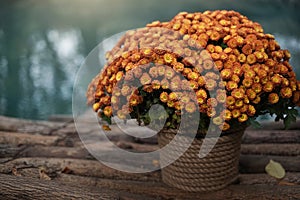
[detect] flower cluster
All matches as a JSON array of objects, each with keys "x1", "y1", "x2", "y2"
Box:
[{"x1": 87, "y1": 10, "x2": 300, "y2": 134}]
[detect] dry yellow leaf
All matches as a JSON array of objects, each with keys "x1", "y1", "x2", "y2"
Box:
[
  {"x1": 278, "y1": 180, "x2": 298, "y2": 186},
  {"x1": 102, "y1": 125, "x2": 111, "y2": 131},
  {"x1": 265, "y1": 159, "x2": 286, "y2": 179},
  {"x1": 39, "y1": 167, "x2": 51, "y2": 180},
  {"x1": 12, "y1": 167, "x2": 21, "y2": 177},
  {"x1": 152, "y1": 159, "x2": 160, "y2": 167}
]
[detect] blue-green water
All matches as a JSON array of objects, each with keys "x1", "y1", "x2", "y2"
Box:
[{"x1": 0, "y1": 0, "x2": 300, "y2": 120}]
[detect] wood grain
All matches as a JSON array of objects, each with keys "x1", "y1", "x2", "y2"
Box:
[{"x1": 0, "y1": 115, "x2": 299, "y2": 199}]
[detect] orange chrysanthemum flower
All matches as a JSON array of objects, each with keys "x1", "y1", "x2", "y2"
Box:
[
  {"x1": 188, "y1": 72, "x2": 199, "y2": 81},
  {"x1": 207, "y1": 98, "x2": 218, "y2": 107},
  {"x1": 93, "y1": 102, "x2": 100, "y2": 112},
  {"x1": 226, "y1": 96, "x2": 236, "y2": 106},
  {"x1": 247, "y1": 105, "x2": 256, "y2": 116},
  {"x1": 220, "y1": 69, "x2": 233, "y2": 80},
  {"x1": 164, "y1": 53, "x2": 174, "y2": 64},
  {"x1": 238, "y1": 113, "x2": 248, "y2": 123},
  {"x1": 161, "y1": 79, "x2": 169, "y2": 89},
  {"x1": 173, "y1": 62, "x2": 185, "y2": 72},
  {"x1": 207, "y1": 107, "x2": 216, "y2": 117},
  {"x1": 152, "y1": 80, "x2": 161, "y2": 90},
  {"x1": 246, "y1": 89, "x2": 257, "y2": 100},
  {"x1": 157, "y1": 65, "x2": 166, "y2": 76},
  {"x1": 252, "y1": 83, "x2": 262, "y2": 94},
  {"x1": 88, "y1": 10, "x2": 300, "y2": 134},
  {"x1": 226, "y1": 81, "x2": 238, "y2": 91},
  {"x1": 196, "y1": 89, "x2": 208, "y2": 99},
  {"x1": 280, "y1": 87, "x2": 293, "y2": 98},
  {"x1": 268, "y1": 93, "x2": 279, "y2": 104},
  {"x1": 263, "y1": 81, "x2": 274, "y2": 93},
  {"x1": 242, "y1": 78, "x2": 253, "y2": 88},
  {"x1": 205, "y1": 79, "x2": 217, "y2": 91},
  {"x1": 117, "y1": 110, "x2": 126, "y2": 120},
  {"x1": 160, "y1": 92, "x2": 169, "y2": 103},
  {"x1": 232, "y1": 109, "x2": 241, "y2": 118},
  {"x1": 216, "y1": 90, "x2": 227, "y2": 103},
  {"x1": 227, "y1": 38, "x2": 238, "y2": 48},
  {"x1": 149, "y1": 67, "x2": 159, "y2": 78},
  {"x1": 116, "y1": 71, "x2": 124, "y2": 81},
  {"x1": 140, "y1": 73, "x2": 152, "y2": 85},
  {"x1": 185, "y1": 102, "x2": 197, "y2": 113},
  {"x1": 203, "y1": 59, "x2": 214, "y2": 70},
  {"x1": 242, "y1": 44, "x2": 253, "y2": 55},
  {"x1": 220, "y1": 122, "x2": 230, "y2": 131},
  {"x1": 129, "y1": 94, "x2": 142, "y2": 106},
  {"x1": 103, "y1": 106, "x2": 113, "y2": 117},
  {"x1": 231, "y1": 88, "x2": 245, "y2": 99},
  {"x1": 238, "y1": 54, "x2": 247, "y2": 63},
  {"x1": 213, "y1": 116, "x2": 223, "y2": 125}
]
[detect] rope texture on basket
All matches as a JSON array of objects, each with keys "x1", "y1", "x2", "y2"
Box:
[{"x1": 158, "y1": 127, "x2": 245, "y2": 192}]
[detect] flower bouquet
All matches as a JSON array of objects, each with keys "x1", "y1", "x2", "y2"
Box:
[{"x1": 87, "y1": 10, "x2": 300, "y2": 191}]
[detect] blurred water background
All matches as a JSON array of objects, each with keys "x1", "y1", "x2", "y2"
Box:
[{"x1": 0, "y1": 0, "x2": 300, "y2": 120}]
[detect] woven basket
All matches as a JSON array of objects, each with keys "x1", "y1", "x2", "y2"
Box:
[{"x1": 158, "y1": 127, "x2": 245, "y2": 192}]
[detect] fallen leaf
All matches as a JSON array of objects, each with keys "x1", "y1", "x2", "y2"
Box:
[
  {"x1": 278, "y1": 180, "x2": 298, "y2": 186},
  {"x1": 116, "y1": 141, "x2": 132, "y2": 149},
  {"x1": 39, "y1": 167, "x2": 51, "y2": 180},
  {"x1": 152, "y1": 159, "x2": 160, "y2": 167},
  {"x1": 265, "y1": 159, "x2": 286, "y2": 179},
  {"x1": 12, "y1": 167, "x2": 21, "y2": 177},
  {"x1": 61, "y1": 166, "x2": 73, "y2": 174},
  {"x1": 102, "y1": 125, "x2": 111, "y2": 131}
]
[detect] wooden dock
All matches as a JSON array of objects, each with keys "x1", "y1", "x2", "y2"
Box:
[{"x1": 0, "y1": 115, "x2": 299, "y2": 199}]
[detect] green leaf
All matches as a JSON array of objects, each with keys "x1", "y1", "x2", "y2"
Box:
[
  {"x1": 290, "y1": 109, "x2": 299, "y2": 116},
  {"x1": 265, "y1": 160, "x2": 286, "y2": 179},
  {"x1": 102, "y1": 115, "x2": 112, "y2": 125},
  {"x1": 220, "y1": 42, "x2": 228, "y2": 49},
  {"x1": 248, "y1": 118, "x2": 261, "y2": 129},
  {"x1": 153, "y1": 98, "x2": 159, "y2": 104},
  {"x1": 283, "y1": 108, "x2": 298, "y2": 129}
]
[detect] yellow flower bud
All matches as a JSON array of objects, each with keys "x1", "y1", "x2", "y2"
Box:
[{"x1": 93, "y1": 102, "x2": 100, "y2": 112}]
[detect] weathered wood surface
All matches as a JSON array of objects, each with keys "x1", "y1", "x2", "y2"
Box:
[
  {"x1": 0, "y1": 115, "x2": 299, "y2": 199},
  {"x1": 1, "y1": 173, "x2": 300, "y2": 200}
]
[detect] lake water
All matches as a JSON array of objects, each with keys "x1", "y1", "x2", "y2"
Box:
[{"x1": 0, "y1": 0, "x2": 300, "y2": 120}]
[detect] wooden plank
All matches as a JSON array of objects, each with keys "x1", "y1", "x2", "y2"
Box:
[
  {"x1": 3, "y1": 160, "x2": 300, "y2": 187},
  {"x1": 241, "y1": 143, "x2": 300, "y2": 156},
  {"x1": 0, "y1": 174, "x2": 117, "y2": 200},
  {"x1": 1, "y1": 115, "x2": 299, "y2": 145},
  {"x1": 0, "y1": 115, "x2": 66, "y2": 135},
  {"x1": 238, "y1": 173, "x2": 300, "y2": 185},
  {"x1": 48, "y1": 114, "x2": 74, "y2": 122},
  {"x1": 0, "y1": 157, "x2": 161, "y2": 182},
  {"x1": 0, "y1": 131, "x2": 60, "y2": 146},
  {"x1": 243, "y1": 130, "x2": 300, "y2": 144},
  {"x1": 56, "y1": 172, "x2": 300, "y2": 189},
  {"x1": 1, "y1": 154, "x2": 299, "y2": 182},
  {"x1": 18, "y1": 146, "x2": 92, "y2": 159},
  {"x1": 2, "y1": 142, "x2": 300, "y2": 164},
  {"x1": 239, "y1": 155, "x2": 300, "y2": 173},
  {"x1": 0, "y1": 144, "x2": 25, "y2": 158},
  {"x1": 34, "y1": 174, "x2": 300, "y2": 199},
  {"x1": 94, "y1": 129, "x2": 300, "y2": 145},
  {"x1": 1, "y1": 173, "x2": 299, "y2": 200}
]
